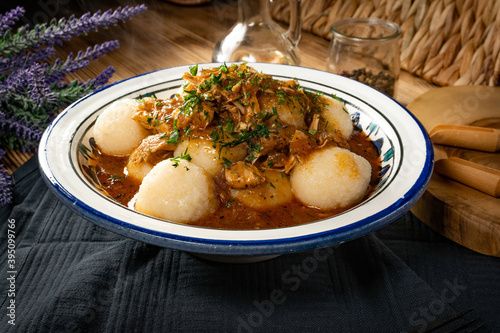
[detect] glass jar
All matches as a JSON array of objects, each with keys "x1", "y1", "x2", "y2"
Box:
[{"x1": 326, "y1": 18, "x2": 402, "y2": 97}]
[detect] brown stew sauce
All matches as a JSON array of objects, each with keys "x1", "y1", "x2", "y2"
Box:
[{"x1": 91, "y1": 129, "x2": 381, "y2": 230}]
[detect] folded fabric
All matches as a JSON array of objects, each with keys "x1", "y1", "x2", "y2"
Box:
[{"x1": 1, "y1": 157, "x2": 499, "y2": 332}]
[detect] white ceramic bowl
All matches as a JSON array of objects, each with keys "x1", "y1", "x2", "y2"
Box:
[{"x1": 38, "y1": 63, "x2": 433, "y2": 263}]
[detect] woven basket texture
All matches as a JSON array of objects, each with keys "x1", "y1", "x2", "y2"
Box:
[{"x1": 271, "y1": 0, "x2": 500, "y2": 86}]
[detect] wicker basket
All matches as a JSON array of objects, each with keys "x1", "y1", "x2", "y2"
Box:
[{"x1": 272, "y1": 0, "x2": 500, "y2": 87}]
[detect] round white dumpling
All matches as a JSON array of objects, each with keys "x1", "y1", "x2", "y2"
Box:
[
  {"x1": 229, "y1": 169, "x2": 293, "y2": 210},
  {"x1": 93, "y1": 99, "x2": 150, "y2": 156},
  {"x1": 290, "y1": 147, "x2": 371, "y2": 210},
  {"x1": 259, "y1": 93, "x2": 306, "y2": 129},
  {"x1": 134, "y1": 159, "x2": 218, "y2": 223},
  {"x1": 320, "y1": 95, "x2": 353, "y2": 138},
  {"x1": 174, "y1": 138, "x2": 247, "y2": 176}
]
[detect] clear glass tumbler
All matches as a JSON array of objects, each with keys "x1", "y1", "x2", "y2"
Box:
[{"x1": 326, "y1": 18, "x2": 402, "y2": 97}]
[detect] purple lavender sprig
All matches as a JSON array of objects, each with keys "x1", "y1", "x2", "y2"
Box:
[
  {"x1": 0, "y1": 5, "x2": 147, "y2": 58},
  {"x1": 45, "y1": 40, "x2": 120, "y2": 85},
  {"x1": 86, "y1": 66, "x2": 115, "y2": 91},
  {"x1": 0, "y1": 5, "x2": 147, "y2": 206},
  {"x1": 0, "y1": 46, "x2": 55, "y2": 73},
  {"x1": 0, "y1": 62, "x2": 58, "y2": 116},
  {"x1": 0, "y1": 148, "x2": 13, "y2": 206},
  {"x1": 0, "y1": 6, "x2": 24, "y2": 35},
  {"x1": 0, "y1": 110, "x2": 43, "y2": 152}
]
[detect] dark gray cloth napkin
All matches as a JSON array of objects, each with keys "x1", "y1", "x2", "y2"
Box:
[{"x1": 1, "y1": 157, "x2": 499, "y2": 332}]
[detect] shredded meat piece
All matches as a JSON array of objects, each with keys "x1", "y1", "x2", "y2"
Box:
[
  {"x1": 131, "y1": 97, "x2": 180, "y2": 134},
  {"x1": 256, "y1": 125, "x2": 295, "y2": 156},
  {"x1": 317, "y1": 128, "x2": 350, "y2": 150},
  {"x1": 289, "y1": 130, "x2": 318, "y2": 156},
  {"x1": 181, "y1": 72, "x2": 198, "y2": 85},
  {"x1": 128, "y1": 134, "x2": 176, "y2": 165},
  {"x1": 131, "y1": 93, "x2": 216, "y2": 141},
  {"x1": 309, "y1": 113, "x2": 321, "y2": 132},
  {"x1": 175, "y1": 100, "x2": 215, "y2": 130},
  {"x1": 284, "y1": 154, "x2": 300, "y2": 174},
  {"x1": 265, "y1": 152, "x2": 288, "y2": 168},
  {"x1": 225, "y1": 161, "x2": 266, "y2": 189}
]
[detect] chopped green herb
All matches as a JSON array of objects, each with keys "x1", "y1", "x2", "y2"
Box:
[
  {"x1": 272, "y1": 107, "x2": 278, "y2": 117},
  {"x1": 108, "y1": 174, "x2": 125, "y2": 182},
  {"x1": 221, "y1": 122, "x2": 271, "y2": 149},
  {"x1": 224, "y1": 118, "x2": 234, "y2": 133},
  {"x1": 277, "y1": 92, "x2": 286, "y2": 105},
  {"x1": 171, "y1": 153, "x2": 192, "y2": 168},
  {"x1": 179, "y1": 91, "x2": 202, "y2": 115},
  {"x1": 210, "y1": 127, "x2": 221, "y2": 146},
  {"x1": 189, "y1": 64, "x2": 198, "y2": 76},
  {"x1": 221, "y1": 157, "x2": 232, "y2": 168},
  {"x1": 218, "y1": 62, "x2": 228, "y2": 73},
  {"x1": 167, "y1": 119, "x2": 182, "y2": 144}
]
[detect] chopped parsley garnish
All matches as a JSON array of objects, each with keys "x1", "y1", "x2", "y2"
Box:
[
  {"x1": 180, "y1": 91, "x2": 202, "y2": 115},
  {"x1": 218, "y1": 62, "x2": 229, "y2": 73},
  {"x1": 167, "y1": 119, "x2": 182, "y2": 144},
  {"x1": 225, "y1": 198, "x2": 235, "y2": 208},
  {"x1": 224, "y1": 118, "x2": 234, "y2": 133},
  {"x1": 276, "y1": 91, "x2": 286, "y2": 105},
  {"x1": 210, "y1": 127, "x2": 221, "y2": 146},
  {"x1": 189, "y1": 64, "x2": 198, "y2": 76},
  {"x1": 221, "y1": 122, "x2": 271, "y2": 149},
  {"x1": 221, "y1": 157, "x2": 232, "y2": 168},
  {"x1": 108, "y1": 174, "x2": 125, "y2": 182},
  {"x1": 171, "y1": 153, "x2": 192, "y2": 168}
]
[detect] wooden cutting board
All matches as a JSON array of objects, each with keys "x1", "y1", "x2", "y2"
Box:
[{"x1": 407, "y1": 86, "x2": 500, "y2": 257}]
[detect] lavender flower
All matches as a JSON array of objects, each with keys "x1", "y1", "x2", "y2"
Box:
[
  {"x1": 0, "y1": 4, "x2": 147, "y2": 206},
  {"x1": 0, "y1": 65, "x2": 26, "y2": 101},
  {"x1": 27, "y1": 63, "x2": 58, "y2": 109},
  {"x1": 0, "y1": 46, "x2": 55, "y2": 73},
  {"x1": 0, "y1": 149, "x2": 13, "y2": 206},
  {"x1": 0, "y1": 6, "x2": 24, "y2": 34},
  {"x1": 0, "y1": 110, "x2": 44, "y2": 150},
  {"x1": 84, "y1": 65, "x2": 116, "y2": 91},
  {"x1": 0, "y1": 62, "x2": 57, "y2": 112},
  {"x1": 45, "y1": 40, "x2": 120, "y2": 84},
  {"x1": 0, "y1": 5, "x2": 147, "y2": 58}
]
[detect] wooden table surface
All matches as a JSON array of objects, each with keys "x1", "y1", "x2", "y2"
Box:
[{"x1": 3, "y1": 0, "x2": 437, "y2": 172}]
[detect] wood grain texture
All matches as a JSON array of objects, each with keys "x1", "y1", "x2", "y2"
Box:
[
  {"x1": 434, "y1": 157, "x2": 500, "y2": 197},
  {"x1": 408, "y1": 86, "x2": 500, "y2": 257}
]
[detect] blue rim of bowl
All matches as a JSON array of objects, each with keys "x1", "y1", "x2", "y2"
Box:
[{"x1": 38, "y1": 63, "x2": 434, "y2": 256}]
